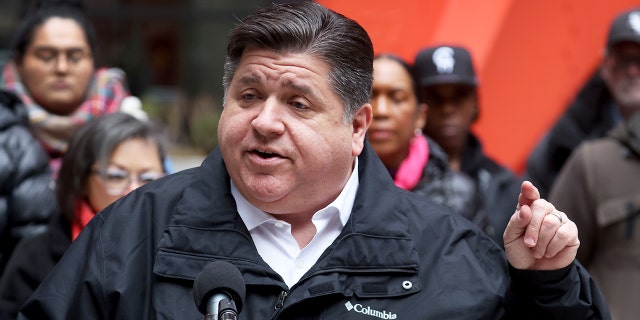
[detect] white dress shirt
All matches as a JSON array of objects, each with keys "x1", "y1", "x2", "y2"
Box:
[{"x1": 232, "y1": 158, "x2": 359, "y2": 288}]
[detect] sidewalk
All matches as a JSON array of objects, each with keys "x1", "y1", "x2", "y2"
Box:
[{"x1": 166, "y1": 145, "x2": 207, "y2": 173}]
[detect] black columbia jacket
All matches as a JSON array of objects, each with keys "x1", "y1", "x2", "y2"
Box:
[{"x1": 19, "y1": 144, "x2": 609, "y2": 319}]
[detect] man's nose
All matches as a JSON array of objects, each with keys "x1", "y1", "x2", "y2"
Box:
[
  {"x1": 627, "y1": 62, "x2": 640, "y2": 76},
  {"x1": 251, "y1": 98, "x2": 286, "y2": 136}
]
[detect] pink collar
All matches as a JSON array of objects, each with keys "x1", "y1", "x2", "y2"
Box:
[{"x1": 393, "y1": 134, "x2": 430, "y2": 190}]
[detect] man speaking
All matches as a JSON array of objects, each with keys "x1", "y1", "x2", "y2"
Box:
[{"x1": 20, "y1": 2, "x2": 608, "y2": 319}]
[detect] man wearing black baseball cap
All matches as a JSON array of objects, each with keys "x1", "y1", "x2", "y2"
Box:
[
  {"x1": 414, "y1": 46, "x2": 478, "y2": 87},
  {"x1": 525, "y1": 7, "x2": 640, "y2": 198},
  {"x1": 413, "y1": 45, "x2": 521, "y2": 246},
  {"x1": 607, "y1": 8, "x2": 640, "y2": 47}
]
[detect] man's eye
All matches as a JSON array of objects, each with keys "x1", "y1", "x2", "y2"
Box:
[
  {"x1": 242, "y1": 93, "x2": 257, "y2": 101},
  {"x1": 424, "y1": 96, "x2": 440, "y2": 105},
  {"x1": 292, "y1": 101, "x2": 308, "y2": 110}
]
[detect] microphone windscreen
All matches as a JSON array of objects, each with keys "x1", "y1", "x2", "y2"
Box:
[{"x1": 193, "y1": 261, "x2": 246, "y2": 314}]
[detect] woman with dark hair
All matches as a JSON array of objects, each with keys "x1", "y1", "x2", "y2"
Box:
[
  {"x1": 369, "y1": 54, "x2": 487, "y2": 231},
  {"x1": 2, "y1": 0, "x2": 144, "y2": 162},
  {"x1": 0, "y1": 113, "x2": 166, "y2": 319},
  {"x1": 0, "y1": 0, "x2": 144, "y2": 277}
]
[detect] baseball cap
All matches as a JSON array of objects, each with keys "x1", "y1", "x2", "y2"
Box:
[
  {"x1": 414, "y1": 45, "x2": 478, "y2": 87},
  {"x1": 607, "y1": 8, "x2": 640, "y2": 47}
]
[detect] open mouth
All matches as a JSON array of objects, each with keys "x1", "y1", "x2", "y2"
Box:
[{"x1": 254, "y1": 149, "x2": 279, "y2": 159}]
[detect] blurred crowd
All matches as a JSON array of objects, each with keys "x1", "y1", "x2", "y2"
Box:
[{"x1": 0, "y1": 1, "x2": 638, "y2": 319}]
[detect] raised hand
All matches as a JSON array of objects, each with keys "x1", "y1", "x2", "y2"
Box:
[{"x1": 503, "y1": 181, "x2": 580, "y2": 270}]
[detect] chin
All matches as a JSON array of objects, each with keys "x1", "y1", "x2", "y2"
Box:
[
  {"x1": 45, "y1": 100, "x2": 82, "y2": 115},
  {"x1": 241, "y1": 175, "x2": 289, "y2": 200}
]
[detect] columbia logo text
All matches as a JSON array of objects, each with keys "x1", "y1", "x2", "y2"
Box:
[{"x1": 344, "y1": 301, "x2": 397, "y2": 319}]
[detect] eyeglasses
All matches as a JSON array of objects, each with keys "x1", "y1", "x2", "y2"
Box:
[
  {"x1": 610, "y1": 54, "x2": 640, "y2": 72},
  {"x1": 92, "y1": 169, "x2": 165, "y2": 196},
  {"x1": 30, "y1": 47, "x2": 92, "y2": 70}
]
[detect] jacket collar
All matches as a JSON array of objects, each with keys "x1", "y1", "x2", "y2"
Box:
[
  {"x1": 461, "y1": 132, "x2": 485, "y2": 174},
  {"x1": 609, "y1": 111, "x2": 640, "y2": 158},
  {"x1": 154, "y1": 142, "x2": 420, "y2": 288}
]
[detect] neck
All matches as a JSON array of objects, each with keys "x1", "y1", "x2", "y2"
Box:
[
  {"x1": 443, "y1": 136, "x2": 467, "y2": 172},
  {"x1": 380, "y1": 148, "x2": 410, "y2": 173},
  {"x1": 444, "y1": 144, "x2": 464, "y2": 172},
  {"x1": 448, "y1": 157, "x2": 462, "y2": 172}
]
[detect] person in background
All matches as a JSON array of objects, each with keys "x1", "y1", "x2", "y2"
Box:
[
  {"x1": 0, "y1": 89, "x2": 55, "y2": 280},
  {"x1": 0, "y1": 0, "x2": 145, "y2": 276},
  {"x1": 0, "y1": 112, "x2": 166, "y2": 319},
  {"x1": 369, "y1": 54, "x2": 485, "y2": 229},
  {"x1": 2, "y1": 0, "x2": 145, "y2": 170},
  {"x1": 525, "y1": 7, "x2": 640, "y2": 198},
  {"x1": 413, "y1": 45, "x2": 521, "y2": 244},
  {"x1": 19, "y1": 2, "x2": 608, "y2": 319},
  {"x1": 548, "y1": 109, "x2": 640, "y2": 319}
]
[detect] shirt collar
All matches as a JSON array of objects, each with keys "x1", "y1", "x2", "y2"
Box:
[{"x1": 232, "y1": 157, "x2": 359, "y2": 230}]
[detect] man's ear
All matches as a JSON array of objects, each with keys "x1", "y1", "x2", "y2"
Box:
[
  {"x1": 600, "y1": 50, "x2": 613, "y2": 83},
  {"x1": 352, "y1": 103, "x2": 372, "y2": 156},
  {"x1": 600, "y1": 63, "x2": 611, "y2": 82}
]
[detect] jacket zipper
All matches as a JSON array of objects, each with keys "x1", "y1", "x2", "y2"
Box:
[
  {"x1": 271, "y1": 268, "x2": 415, "y2": 314},
  {"x1": 275, "y1": 290, "x2": 287, "y2": 310}
]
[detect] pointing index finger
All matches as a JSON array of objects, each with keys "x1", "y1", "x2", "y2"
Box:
[{"x1": 518, "y1": 181, "x2": 540, "y2": 209}]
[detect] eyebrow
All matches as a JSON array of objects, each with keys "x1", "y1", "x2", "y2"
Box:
[
  {"x1": 282, "y1": 79, "x2": 312, "y2": 96},
  {"x1": 237, "y1": 74, "x2": 261, "y2": 86},
  {"x1": 31, "y1": 45, "x2": 89, "y2": 53},
  {"x1": 237, "y1": 74, "x2": 317, "y2": 98}
]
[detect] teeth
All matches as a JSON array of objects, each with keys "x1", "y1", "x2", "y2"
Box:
[{"x1": 255, "y1": 149, "x2": 277, "y2": 158}]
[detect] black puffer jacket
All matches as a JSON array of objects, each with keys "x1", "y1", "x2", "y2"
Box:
[
  {"x1": 0, "y1": 212, "x2": 69, "y2": 319},
  {"x1": 0, "y1": 89, "x2": 56, "y2": 276},
  {"x1": 412, "y1": 136, "x2": 486, "y2": 232},
  {"x1": 462, "y1": 133, "x2": 522, "y2": 245},
  {"x1": 20, "y1": 144, "x2": 609, "y2": 319}
]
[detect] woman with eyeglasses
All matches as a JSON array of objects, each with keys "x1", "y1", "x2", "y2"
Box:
[
  {"x1": 2, "y1": 0, "x2": 145, "y2": 168},
  {"x1": 0, "y1": 113, "x2": 166, "y2": 318},
  {"x1": 0, "y1": 0, "x2": 145, "y2": 279}
]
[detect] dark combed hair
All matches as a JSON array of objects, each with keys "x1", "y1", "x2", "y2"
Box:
[
  {"x1": 222, "y1": 1, "x2": 374, "y2": 122},
  {"x1": 56, "y1": 113, "x2": 167, "y2": 223},
  {"x1": 10, "y1": 0, "x2": 97, "y2": 64}
]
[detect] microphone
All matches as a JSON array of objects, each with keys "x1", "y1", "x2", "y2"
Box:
[{"x1": 193, "y1": 261, "x2": 246, "y2": 320}]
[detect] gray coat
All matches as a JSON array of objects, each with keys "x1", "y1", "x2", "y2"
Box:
[{"x1": 550, "y1": 111, "x2": 640, "y2": 320}]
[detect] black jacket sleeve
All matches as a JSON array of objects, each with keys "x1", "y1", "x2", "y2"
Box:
[{"x1": 504, "y1": 261, "x2": 610, "y2": 319}]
